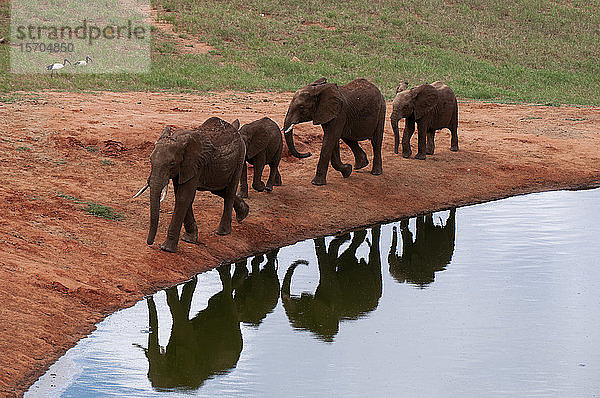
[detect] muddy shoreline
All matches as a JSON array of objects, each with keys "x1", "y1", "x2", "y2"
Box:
[{"x1": 1, "y1": 91, "x2": 599, "y2": 397}]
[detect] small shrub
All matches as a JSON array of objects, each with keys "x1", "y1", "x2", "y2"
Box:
[{"x1": 82, "y1": 203, "x2": 125, "y2": 221}]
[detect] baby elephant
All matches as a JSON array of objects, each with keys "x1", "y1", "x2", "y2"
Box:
[
  {"x1": 390, "y1": 81, "x2": 458, "y2": 160},
  {"x1": 238, "y1": 117, "x2": 283, "y2": 198}
]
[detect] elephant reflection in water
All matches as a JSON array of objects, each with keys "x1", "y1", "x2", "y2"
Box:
[
  {"x1": 232, "y1": 248, "x2": 281, "y2": 326},
  {"x1": 388, "y1": 208, "x2": 456, "y2": 287},
  {"x1": 282, "y1": 226, "x2": 382, "y2": 342},
  {"x1": 143, "y1": 264, "x2": 242, "y2": 390}
]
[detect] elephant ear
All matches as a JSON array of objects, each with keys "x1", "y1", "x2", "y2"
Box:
[
  {"x1": 242, "y1": 125, "x2": 268, "y2": 159},
  {"x1": 412, "y1": 84, "x2": 439, "y2": 120},
  {"x1": 313, "y1": 83, "x2": 342, "y2": 126},
  {"x1": 310, "y1": 77, "x2": 327, "y2": 86},
  {"x1": 396, "y1": 82, "x2": 409, "y2": 93},
  {"x1": 178, "y1": 133, "x2": 215, "y2": 184}
]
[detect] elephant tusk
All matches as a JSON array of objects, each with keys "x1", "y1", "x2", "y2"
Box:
[
  {"x1": 283, "y1": 124, "x2": 295, "y2": 134},
  {"x1": 133, "y1": 184, "x2": 149, "y2": 199},
  {"x1": 160, "y1": 184, "x2": 168, "y2": 202}
]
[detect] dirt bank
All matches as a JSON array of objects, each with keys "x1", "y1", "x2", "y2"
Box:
[{"x1": 0, "y1": 91, "x2": 599, "y2": 396}]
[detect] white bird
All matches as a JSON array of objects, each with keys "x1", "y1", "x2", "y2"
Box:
[
  {"x1": 46, "y1": 59, "x2": 71, "y2": 77},
  {"x1": 74, "y1": 56, "x2": 92, "y2": 67}
]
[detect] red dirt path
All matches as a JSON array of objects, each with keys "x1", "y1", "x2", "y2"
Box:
[{"x1": 0, "y1": 91, "x2": 599, "y2": 396}]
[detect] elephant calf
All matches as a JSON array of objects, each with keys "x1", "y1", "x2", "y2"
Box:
[
  {"x1": 238, "y1": 117, "x2": 283, "y2": 198},
  {"x1": 390, "y1": 81, "x2": 459, "y2": 160}
]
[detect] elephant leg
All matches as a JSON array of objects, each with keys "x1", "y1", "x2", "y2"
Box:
[
  {"x1": 239, "y1": 161, "x2": 249, "y2": 198},
  {"x1": 402, "y1": 117, "x2": 416, "y2": 158},
  {"x1": 252, "y1": 152, "x2": 267, "y2": 192},
  {"x1": 214, "y1": 188, "x2": 249, "y2": 227},
  {"x1": 426, "y1": 128, "x2": 435, "y2": 155},
  {"x1": 267, "y1": 145, "x2": 283, "y2": 188},
  {"x1": 161, "y1": 183, "x2": 196, "y2": 252},
  {"x1": 450, "y1": 110, "x2": 459, "y2": 152},
  {"x1": 214, "y1": 187, "x2": 235, "y2": 235},
  {"x1": 370, "y1": 116, "x2": 384, "y2": 175},
  {"x1": 331, "y1": 142, "x2": 352, "y2": 179},
  {"x1": 414, "y1": 121, "x2": 427, "y2": 160},
  {"x1": 342, "y1": 138, "x2": 368, "y2": 170},
  {"x1": 181, "y1": 201, "x2": 198, "y2": 244},
  {"x1": 312, "y1": 126, "x2": 340, "y2": 186}
]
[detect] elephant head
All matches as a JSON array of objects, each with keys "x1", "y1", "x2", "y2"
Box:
[
  {"x1": 281, "y1": 77, "x2": 344, "y2": 159},
  {"x1": 140, "y1": 126, "x2": 215, "y2": 246},
  {"x1": 391, "y1": 83, "x2": 439, "y2": 122}
]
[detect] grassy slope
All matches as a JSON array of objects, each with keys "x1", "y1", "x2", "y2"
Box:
[{"x1": 1, "y1": 0, "x2": 599, "y2": 104}]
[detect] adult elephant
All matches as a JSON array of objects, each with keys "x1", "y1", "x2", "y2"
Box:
[
  {"x1": 142, "y1": 265, "x2": 242, "y2": 390},
  {"x1": 390, "y1": 81, "x2": 459, "y2": 159},
  {"x1": 281, "y1": 226, "x2": 382, "y2": 342},
  {"x1": 388, "y1": 209, "x2": 456, "y2": 287},
  {"x1": 282, "y1": 77, "x2": 386, "y2": 186},
  {"x1": 134, "y1": 117, "x2": 249, "y2": 253}
]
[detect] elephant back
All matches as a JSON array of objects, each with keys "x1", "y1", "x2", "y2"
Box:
[{"x1": 196, "y1": 117, "x2": 243, "y2": 148}]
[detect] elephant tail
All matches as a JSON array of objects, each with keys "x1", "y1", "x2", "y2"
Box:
[{"x1": 282, "y1": 260, "x2": 309, "y2": 299}]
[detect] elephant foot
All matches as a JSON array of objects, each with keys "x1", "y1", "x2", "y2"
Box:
[
  {"x1": 341, "y1": 164, "x2": 352, "y2": 178},
  {"x1": 311, "y1": 175, "x2": 327, "y2": 186},
  {"x1": 160, "y1": 239, "x2": 178, "y2": 253},
  {"x1": 394, "y1": 147, "x2": 399, "y2": 154},
  {"x1": 235, "y1": 200, "x2": 249, "y2": 222},
  {"x1": 450, "y1": 145, "x2": 459, "y2": 152},
  {"x1": 402, "y1": 149, "x2": 412, "y2": 158},
  {"x1": 252, "y1": 181, "x2": 265, "y2": 192},
  {"x1": 265, "y1": 184, "x2": 273, "y2": 192},
  {"x1": 371, "y1": 166, "x2": 382, "y2": 176},
  {"x1": 181, "y1": 229, "x2": 198, "y2": 244},
  {"x1": 426, "y1": 149, "x2": 434, "y2": 155},
  {"x1": 354, "y1": 157, "x2": 368, "y2": 170},
  {"x1": 216, "y1": 224, "x2": 231, "y2": 236},
  {"x1": 414, "y1": 153, "x2": 426, "y2": 160}
]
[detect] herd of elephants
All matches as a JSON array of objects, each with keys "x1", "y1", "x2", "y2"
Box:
[
  {"x1": 129, "y1": 76, "x2": 461, "y2": 388},
  {"x1": 142, "y1": 211, "x2": 456, "y2": 389},
  {"x1": 133, "y1": 77, "x2": 460, "y2": 253}
]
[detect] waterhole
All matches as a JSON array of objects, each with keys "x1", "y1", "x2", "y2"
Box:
[{"x1": 27, "y1": 188, "x2": 600, "y2": 397}]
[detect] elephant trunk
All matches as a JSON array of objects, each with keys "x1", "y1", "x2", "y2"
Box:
[
  {"x1": 390, "y1": 109, "x2": 401, "y2": 155},
  {"x1": 282, "y1": 260, "x2": 308, "y2": 299},
  {"x1": 147, "y1": 178, "x2": 167, "y2": 245},
  {"x1": 282, "y1": 116, "x2": 311, "y2": 158}
]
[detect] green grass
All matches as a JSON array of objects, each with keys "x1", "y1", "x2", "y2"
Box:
[
  {"x1": 1, "y1": 0, "x2": 599, "y2": 105},
  {"x1": 82, "y1": 202, "x2": 125, "y2": 221},
  {"x1": 57, "y1": 193, "x2": 125, "y2": 221}
]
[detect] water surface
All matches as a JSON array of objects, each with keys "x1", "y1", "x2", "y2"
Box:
[{"x1": 27, "y1": 189, "x2": 600, "y2": 397}]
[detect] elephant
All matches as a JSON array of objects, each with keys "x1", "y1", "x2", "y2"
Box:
[
  {"x1": 232, "y1": 248, "x2": 280, "y2": 326},
  {"x1": 141, "y1": 265, "x2": 242, "y2": 390},
  {"x1": 390, "y1": 81, "x2": 459, "y2": 159},
  {"x1": 134, "y1": 117, "x2": 249, "y2": 253},
  {"x1": 282, "y1": 77, "x2": 386, "y2": 186},
  {"x1": 238, "y1": 117, "x2": 283, "y2": 198},
  {"x1": 281, "y1": 226, "x2": 382, "y2": 342},
  {"x1": 388, "y1": 209, "x2": 456, "y2": 288}
]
